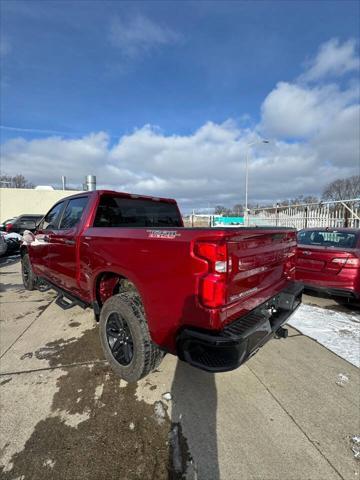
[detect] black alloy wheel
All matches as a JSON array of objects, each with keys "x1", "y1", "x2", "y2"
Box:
[{"x1": 106, "y1": 312, "x2": 134, "y2": 366}]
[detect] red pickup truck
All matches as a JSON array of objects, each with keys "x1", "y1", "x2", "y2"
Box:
[{"x1": 21, "y1": 190, "x2": 302, "y2": 382}]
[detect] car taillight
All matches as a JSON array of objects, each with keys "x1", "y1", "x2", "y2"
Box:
[
  {"x1": 331, "y1": 257, "x2": 360, "y2": 268},
  {"x1": 5, "y1": 223, "x2": 13, "y2": 232},
  {"x1": 194, "y1": 241, "x2": 227, "y2": 307}
]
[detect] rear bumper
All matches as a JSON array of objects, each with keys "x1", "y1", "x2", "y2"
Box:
[
  {"x1": 302, "y1": 284, "x2": 359, "y2": 300},
  {"x1": 177, "y1": 282, "x2": 303, "y2": 372}
]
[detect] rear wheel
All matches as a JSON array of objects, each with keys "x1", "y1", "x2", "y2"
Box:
[
  {"x1": 21, "y1": 253, "x2": 36, "y2": 291},
  {"x1": 99, "y1": 292, "x2": 164, "y2": 382}
]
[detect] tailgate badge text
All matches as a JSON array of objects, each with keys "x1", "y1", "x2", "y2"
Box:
[{"x1": 147, "y1": 230, "x2": 181, "y2": 239}]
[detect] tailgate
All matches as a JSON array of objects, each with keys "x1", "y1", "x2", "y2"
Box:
[{"x1": 226, "y1": 230, "x2": 296, "y2": 303}]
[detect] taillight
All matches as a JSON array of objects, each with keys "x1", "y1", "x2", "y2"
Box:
[
  {"x1": 199, "y1": 274, "x2": 226, "y2": 308},
  {"x1": 195, "y1": 242, "x2": 227, "y2": 273},
  {"x1": 5, "y1": 223, "x2": 12, "y2": 232},
  {"x1": 194, "y1": 241, "x2": 228, "y2": 307},
  {"x1": 331, "y1": 257, "x2": 360, "y2": 268}
]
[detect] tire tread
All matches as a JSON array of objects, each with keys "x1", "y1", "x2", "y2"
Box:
[
  {"x1": 99, "y1": 292, "x2": 164, "y2": 382},
  {"x1": 21, "y1": 253, "x2": 36, "y2": 291}
]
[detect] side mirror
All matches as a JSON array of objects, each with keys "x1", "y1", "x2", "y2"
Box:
[{"x1": 23, "y1": 230, "x2": 36, "y2": 243}]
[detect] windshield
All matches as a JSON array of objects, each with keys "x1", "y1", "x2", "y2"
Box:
[{"x1": 297, "y1": 230, "x2": 358, "y2": 249}]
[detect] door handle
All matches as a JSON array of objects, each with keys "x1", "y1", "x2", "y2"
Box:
[{"x1": 64, "y1": 239, "x2": 75, "y2": 245}]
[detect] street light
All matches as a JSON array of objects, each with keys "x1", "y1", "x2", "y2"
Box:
[{"x1": 245, "y1": 139, "x2": 269, "y2": 222}]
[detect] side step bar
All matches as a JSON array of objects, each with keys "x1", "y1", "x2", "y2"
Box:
[
  {"x1": 38, "y1": 277, "x2": 89, "y2": 311},
  {"x1": 55, "y1": 294, "x2": 82, "y2": 310}
]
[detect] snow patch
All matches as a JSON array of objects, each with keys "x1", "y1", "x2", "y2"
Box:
[
  {"x1": 43, "y1": 459, "x2": 55, "y2": 468},
  {"x1": 94, "y1": 384, "x2": 104, "y2": 401},
  {"x1": 335, "y1": 373, "x2": 350, "y2": 387},
  {"x1": 289, "y1": 304, "x2": 360, "y2": 367},
  {"x1": 154, "y1": 401, "x2": 166, "y2": 424},
  {"x1": 351, "y1": 435, "x2": 360, "y2": 460}
]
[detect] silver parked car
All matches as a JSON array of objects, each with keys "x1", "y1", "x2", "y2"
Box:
[{"x1": 0, "y1": 233, "x2": 7, "y2": 256}]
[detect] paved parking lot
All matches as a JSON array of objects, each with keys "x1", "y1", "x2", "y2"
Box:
[{"x1": 0, "y1": 257, "x2": 359, "y2": 480}]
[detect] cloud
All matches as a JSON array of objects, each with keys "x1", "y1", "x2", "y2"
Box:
[
  {"x1": 300, "y1": 38, "x2": 359, "y2": 82},
  {"x1": 260, "y1": 38, "x2": 359, "y2": 169},
  {"x1": 1, "y1": 38, "x2": 359, "y2": 211},
  {"x1": 1, "y1": 121, "x2": 358, "y2": 211},
  {"x1": 2, "y1": 132, "x2": 110, "y2": 186},
  {"x1": 312, "y1": 103, "x2": 360, "y2": 168},
  {"x1": 260, "y1": 81, "x2": 358, "y2": 138},
  {"x1": 109, "y1": 15, "x2": 181, "y2": 58}
]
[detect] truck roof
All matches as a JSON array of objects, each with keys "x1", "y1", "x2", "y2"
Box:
[{"x1": 60, "y1": 189, "x2": 177, "y2": 204}]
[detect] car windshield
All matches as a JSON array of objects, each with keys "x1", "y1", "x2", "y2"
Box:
[{"x1": 297, "y1": 230, "x2": 358, "y2": 249}]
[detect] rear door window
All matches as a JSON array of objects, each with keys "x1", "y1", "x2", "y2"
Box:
[
  {"x1": 297, "y1": 230, "x2": 358, "y2": 248},
  {"x1": 60, "y1": 197, "x2": 88, "y2": 229},
  {"x1": 94, "y1": 195, "x2": 182, "y2": 227}
]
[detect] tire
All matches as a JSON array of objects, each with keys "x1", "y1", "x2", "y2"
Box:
[
  {"x1": 99, "y1": 292, "x2": 165, "y2": 382},
  {"x1": 21, "y1": 253, "x2": 36, "y2": 291}
]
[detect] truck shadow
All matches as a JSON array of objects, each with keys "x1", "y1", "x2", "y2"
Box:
[{"x1": 170, "y1": 360, "x2": 219, "y2": 480}]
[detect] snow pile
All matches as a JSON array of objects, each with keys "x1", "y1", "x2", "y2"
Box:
[{"x1": 288, "y1": 304, "x2": 360, "y2": 367}]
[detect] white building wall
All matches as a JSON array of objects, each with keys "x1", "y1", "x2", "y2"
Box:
[{"x1": 0, "y1": 188, "x2": 84, "y2": 222}]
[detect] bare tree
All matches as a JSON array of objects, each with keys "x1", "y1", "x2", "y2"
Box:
[
  {"x1": 322, "y1": 175, "x2": 360, "y2": 201},
  {"x1": 276, "y1": 195, "x2": 319, "y2": 207},
  {"x1": 0, "y1": 174, "x2": 34, "y2": 188},
  {"x1": 0, "y1": 174, "x2": 12, "y2": 187},
  {"x1": 291, "y1": 195, "x2": 319, "y2": 205},
  {"x1": 12, "y1": 174, "x2": 34, "y2": 188},
  {"x1": 214, "y1": 205, "x2": 227, "y2": 215},
  {"x1": 232, "y1": 203, "x2": 244, "y2": 216}
]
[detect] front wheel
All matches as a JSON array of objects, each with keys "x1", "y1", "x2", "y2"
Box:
[
  {"x1": 21, "y1": 253, "x2": 36, "y2": 291},
  {"x1": 99, "y1": 292, "x2": 164, "y2": 382}
]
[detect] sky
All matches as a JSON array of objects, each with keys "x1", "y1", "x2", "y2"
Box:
[{"x1": 0, "y1": 0, "x2": 359, "y2": 211}]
